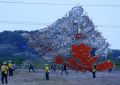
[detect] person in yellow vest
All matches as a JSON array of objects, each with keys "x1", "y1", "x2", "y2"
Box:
[
  {"x1": 1, "y1": 62, "x2": 8, "y2": 84},
  {"x1": 45, "y1": 64, "x2": 49, "y2": 80},
  {"x1": 8, "y1": 61, "x2": 13, "y2": 76},
  {"x1": 92, "y1": 63, "x2": 96, "y2": 78}
]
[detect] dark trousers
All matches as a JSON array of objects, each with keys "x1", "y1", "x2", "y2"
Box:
[
  {"x1": 1, "y1": 73, "x2": 8, "y2": 84},
  {"x1": 52, "y1": 68, "x2": 56, "y2": 72},
  {"x1": 29, "y1": 67, "x2": 35, "y2": 73},
  {"x1": 13, "y1": 69, "x2": 15, "y2": 72},
  {"x1": 46, "y1": 72, "x2": 49, "y2": 80},
  {"x1": 61, "y1": 69, "x2": 68, "y2": 75},
  {"x1": 92, "y1": 71, "x2": 96, "y2": 78},
  {"x1": 9, "y1": 68, "x2": 13, "y2": 76}
]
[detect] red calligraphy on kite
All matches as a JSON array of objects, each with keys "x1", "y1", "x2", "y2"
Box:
[{"x1": 54, "y1": 44, "x2": 114, "y2": 71}]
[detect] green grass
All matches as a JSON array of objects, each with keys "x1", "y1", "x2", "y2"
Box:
[{"x1": 1, "y1": 69, "x2": 120, "y2": 85}]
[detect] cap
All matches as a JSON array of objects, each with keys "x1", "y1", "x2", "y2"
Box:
[
  {"x1": 9, "y1": 61, "x2": 12, "y2": 63},
  {"x1": 93, "y1": 63, "x2": 96, "y2": 66},
  {"x1": 3, "y1": 62, "x2": 7, "y2": 65},
  {"x1": 45, "y1": 64, "x2": 48, "y2": 66}
]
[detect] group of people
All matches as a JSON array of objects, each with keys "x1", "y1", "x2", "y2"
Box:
[
  {"x1": 28, "y1": 63, "x2": 96, "y2": 80},
  {"x1": 0, "y1": 60, "x2": 98, "y2": 84},
  {"x1": 0, "y1": 61, "x2": 16, "y2": 84},
  {"x1": 28, "y1": 63, "x2": 69, "y2": 80}
]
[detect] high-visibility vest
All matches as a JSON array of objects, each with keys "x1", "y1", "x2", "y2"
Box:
[
  {"x1": 92, "y1": 68, "x2": 96, "y2": 72},
  {"x1": 8, "y1": 63, "x2": 13, "y2": 69},
  {"x1": 1, "y1": 65, "x2": 8, "y2": 74},
  {"x1": 45, "y1": 66, "x2": 49, "y2": 73},
  {"x1": 92, "y1": 65, "x2": 96, "y2": 72}
]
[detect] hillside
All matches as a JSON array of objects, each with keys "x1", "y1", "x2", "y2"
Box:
[
  {"x1": 111, "y1": 49, "x2": 120, "y2": 58},
  {"x1": 0, "y1": 30, "x2": 39, "y2": 61}
]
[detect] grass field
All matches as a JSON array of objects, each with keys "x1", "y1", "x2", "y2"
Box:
[{"x1": 0, "y1": 69, "x2": 120, "y2": 85}]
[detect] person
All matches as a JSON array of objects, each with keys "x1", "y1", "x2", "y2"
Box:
[
  {"x1": 1, "y1": 62, "x2": 8, "y2": 84},
  {"x1": 29, "y1": 64, "x2": 35, "y2": 73},
  {"x1": 13, "y1": 62, "x2": 16, "y2": 72},
  {"x1": 61, "y1": 63, "x2": 68, "y2": 75},
  {"x1": 8, "y1": 61, "x2": 13, "y2": 76},
  {"x1": 21, "y1": 64, "x2": 24, "y2": 69},
  {"x1": 92, "y1": 63, "x2": 96, "y2": 78},
  {"x1": 45, "y1": 64, "x2": 49, "y2": 80},
  {"x1": 108, "y1": 67, "x2": 113, "y2": 73},
  {"x1": 51, "y1": 62, "x2": 56, "y2": 72}
]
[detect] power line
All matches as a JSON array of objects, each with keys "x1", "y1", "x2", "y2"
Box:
[
  {"x1": 0, "y1": 1, "x2": 120, "y2": 7},
  {"x1": 0, "y1": 1, "x2": 74, "y2": 5},
  {"x1": 0, "y1": 20, "x2": 50, "y2": 25},
  {"x1": 0, "y1": 20, "x2": 120, "y2": 28},
  {"x1": 97, "y1": 27, "x2": 120, "y2": 28},
  {"x1": 83, "y1": 5, "x2": 120, "y2": 7},
  {"x1": 0, "y1": 15, "x2": 42, "y2": 22},
  {"x1": 96, "y1": 25, "x2": 120, "y2": 28}
]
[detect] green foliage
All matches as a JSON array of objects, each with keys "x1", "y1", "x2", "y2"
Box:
[
  {"x1": 107, "y1": 54, "x2": 120, "y2": 65},
  {"x1": 107, "y1": 53, "x2": 120, "y2": 70},
  {"x1": 0, "y1": 30, "x2": 38, "y2": 65},
  {"x1": 14, "y1": 57, "x2": 24, "y2": 65},
  {"x1": 116, "y1": 66, "x2": 120, "y2": 70},
  {"x1": 0, "y1": 30, "x2": 35, "y2": 54},
  {"x1": 0, "y1": 57, "x2": 8, "y2": 63}
]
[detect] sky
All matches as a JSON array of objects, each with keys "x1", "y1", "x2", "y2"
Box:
[{"x1": 0, "y1": 0, "x2": 120, "y2": 49}]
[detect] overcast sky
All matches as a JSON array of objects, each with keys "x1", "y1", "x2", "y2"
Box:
[{"x1": 0, "y1": 0, "x2": 120, "y2": 49}]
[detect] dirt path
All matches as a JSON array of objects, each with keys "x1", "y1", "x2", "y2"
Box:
[{"x1": 0, "y1": 69, "x2": 120, "y2": 85}]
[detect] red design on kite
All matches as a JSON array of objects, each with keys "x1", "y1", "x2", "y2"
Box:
[
  {"x1": 54, "y1": 44, "x2": 114, "y2": 71},
  {"x1": 54, "y1": 56, "x2": 64, "y2": 64},
  {"x1": 75, "y1": 33, "x2": 86, "y2": 40},
  {"x1": 44, "y1": 46, "x2": 52, "y2": 51}
]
